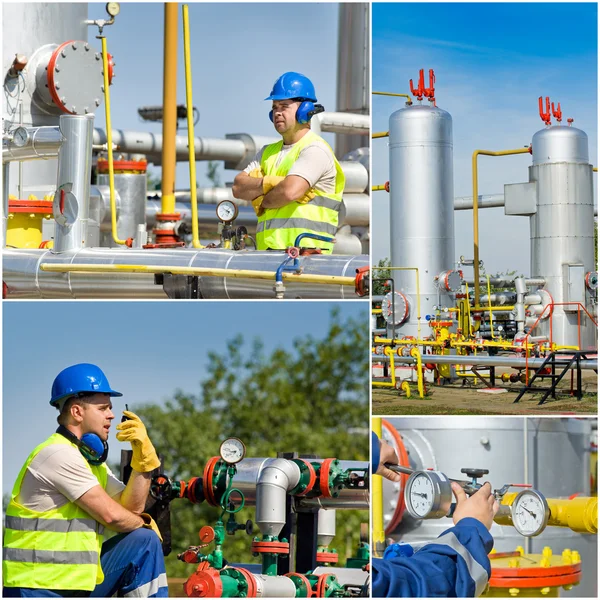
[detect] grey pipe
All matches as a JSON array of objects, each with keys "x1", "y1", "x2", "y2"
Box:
[
  {"x1": 310, "y1": 112, "x2": 370, "y2": 136},
  {"x1": 255, "y1": 459, "x2": 301, "y2": 537},
  {"x1": 2, "y1": 162, "x2": 9, "y2": 245},
  {"x1": 317, "y1": 509, "x2": 336, "y2": 547},
  {"x1": 2, "y1": 126, "x2": 64, "y2": 163},
  {"x1": 254, "y1": 575, "x2": 297, "y2": 598},
  {"x1": 463, "y1": 277, "x2": 546, "y2": 287},
  {"x1": 53, "y1": 115, "x2": 95, "y2": 252},
  {"x1": 453, "y1": 194, "x2": 505, "y2": 210}
]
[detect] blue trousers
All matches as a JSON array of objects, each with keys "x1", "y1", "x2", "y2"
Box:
[{"x1": 4, "y1": 528, "x2": 169, "y2": 598}]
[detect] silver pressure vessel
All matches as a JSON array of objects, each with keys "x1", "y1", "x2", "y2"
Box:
[
  {"x1": 529, "y1": 126, "x2": 596, "y2": 349},
  {"x1": 388, "y1": 105, "x2": 456, "y2": 336}
]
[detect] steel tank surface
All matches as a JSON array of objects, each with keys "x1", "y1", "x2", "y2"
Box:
[
  {"x1": 382, "y1": 417, "x2": 596, "y2": 598},
  {"x1": 388, "y1": 105, "x2": 456, "y2": 336},
  {"x1": 529, "y1": 126, "x2": 596, "y2": 350}
]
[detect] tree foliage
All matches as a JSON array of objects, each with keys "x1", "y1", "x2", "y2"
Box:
[
  {"x1": 206, "y1": 161, "x2": 221, "y2": 187},
  {"x1": 372, "y1": 258, "x2": 392, "y2": 297},
  {"x1": 135, "y1": 308, "x2": 369, "y2": 577}
]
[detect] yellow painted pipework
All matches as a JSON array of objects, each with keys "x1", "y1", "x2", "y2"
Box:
[
  {"x1": 464, "y1": 281, "x2": 474, "y2": 336},
  {"x1": 410, "y1": 348, "x2": 424, "y2": 398},
  {"x1": 372, "y1": 91, "x2": 413, "y2": 105},
  {"x1": 372, "y1": 131, "x2": 389, "y2": 139},
  {"x1": 39, "y1": 263, "x2": 355, "y2": 286},
  {"x1": 486, "y1": 276, "x2": 495, "y2": 339},
  {"x1": 372, "y1": 418, "x2": 385, "y2": 557},
  {"x1": 472, "y1": 147, "x2": 530, "y2": 306},
  {"x1": 372, "y1": 346, "x2": 396, "y2": 388},
  {"x1": 182, "y1": 5, "x2": 203, "y2": 249},
  {"x1": 401, "y1": 380, "x2": 411, "y2": 397},
  {"x1": 100, "y1": 36, "x2": 126, "y2": 246},
  {"x1": 372, "y1": 185, "x2": 387, "y2": 191},
  {"x1": 497, "y1": 493, "x2": 597, "y2": 534},
  {"x1": 373, "y1": 337, "x2": 444, "y2": 347},
  {"x1": 372, "y1": 308, "x2": 383, "y2": 314},
  {"x1": 472, "y1": 306, "x2": 516, "y2": 312},
  {"x1": 161, "y1": 3, "x2": 179, "y2": 216}
]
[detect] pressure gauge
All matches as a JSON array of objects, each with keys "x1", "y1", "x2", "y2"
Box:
[
  {"x1": 12, "y1": 127, "x2": 29, "y2": 148},
  {"x1": 511, "y1": 489, "x2": 550, "y2": 537},
  {"x1": 216, "y1": 200, "x2": 238, "y2": 223},
  {"x1": 219, "y1": 437, "x2": 246, "y2": 464},
  {"x1": 405, "y1": 470, "x2": 453, "y2": 519},
  {"x1": 106, "y1": 3, "x2": 120, "y2": 17}
]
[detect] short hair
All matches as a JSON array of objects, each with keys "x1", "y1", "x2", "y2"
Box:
[{"x1": 56, "y1": 392, "x2": 97, "y2": 426}]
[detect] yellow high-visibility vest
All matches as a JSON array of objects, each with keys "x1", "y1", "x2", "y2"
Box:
[
  {"x1": 258, "y1": 130, "x2": 345, "y2": 254},
  {"x1": 3, "y1": 433, "x2": 108, "y2": 591}
]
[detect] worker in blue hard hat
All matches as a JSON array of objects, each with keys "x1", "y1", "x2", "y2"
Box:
[
  {"x1": 3, "y1": 363, "x2": 169, "y2": 598},
  {"x1": 371, "y1": 432, "x2": 498, "y2": 597},
  {"x1": 232, "y1": 71, "x2": 346, "y2": 254}
]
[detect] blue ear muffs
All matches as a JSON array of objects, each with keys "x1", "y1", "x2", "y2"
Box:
[
  {"x1": 269, "y1": 102, "x2": 325, "y2": 125},
  {"x1": 57, "y1": 425, "x2": 109, "y2": 466}
]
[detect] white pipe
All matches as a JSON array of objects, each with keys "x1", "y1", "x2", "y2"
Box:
[
  {"x1": 2, "y1": 126, "x2": 64, "y2": 163},
  {"x1": 254, "y1": 575, "x2": 297, "y2": 598},
  {"x1": 317, "y1": 509, "x2": 336, "y2": 547},
  {"x1": 310, "y1": 112, "x2": 370, "y2": 136},
  {"x1": 453, "y1": 194, "x2": 505, "y2": 210},
  {"x1": 255, "y1": 459, "x2": 301, "y2": 537}
]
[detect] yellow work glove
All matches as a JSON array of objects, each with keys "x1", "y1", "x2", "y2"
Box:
[
  {"x1": 296, "y1": 189, "x2": 317, "y2": 205},
  {"x1": 116, "y1": 410, "x2": 161, "y2": 473},
  {"x1": 140, "y1": 513, "x2": 163, "y2": 543},
  {"x1": 262, "y1": 175, "x2": 285, "y2": 194},
  {"x1": 247, "y1": 168, "x2": 263, "y2": 179},
  {"x1": 252, "y1": 195, "x2": 265, "y2": 217}
]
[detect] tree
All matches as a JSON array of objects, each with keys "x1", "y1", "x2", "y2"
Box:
[
  {"x1": 372, "y1": 258, "x2": 392, "y2": 297},
  {"x1": 135, "y1": 308, "x2": 369, "y2": 578},
  {"x1": 147, "y1": 171, "x2": 161, "y2": 192},
  {"x1": 206, "y1": 161, "x2": 221, "y2": 187}
]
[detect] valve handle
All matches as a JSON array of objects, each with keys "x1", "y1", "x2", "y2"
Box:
[
  {"x1": 538, "y1": 96, "x2": 551, "y2": 125},
  {"x1": 461, "y1": 467, "x2": 489, "y2": 479},
  {"x1": 150, "y1": 473, "x2": 172, "y2": 501},
  {"x1": 245, "y1": 519, "x2": 253, "y2": 535},
  {"x1": 199, "y1": 525, "x2": 215, "y2": 544}
]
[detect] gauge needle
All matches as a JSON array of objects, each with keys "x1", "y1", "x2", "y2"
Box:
[
  {"x1": 522, "y1": 506, "x2": 537, "y2": 518},
  {"x1": 414, "y1": 492, "x2": 428, "y2": 498}
]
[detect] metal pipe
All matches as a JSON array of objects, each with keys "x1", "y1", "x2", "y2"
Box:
[
  {"x1": 372, "y1": 417, "x2": 384, "y2": 557},
  {"x1": 310, "y1": 112, "x2": 370, "y2": 136},
  {"x1": 160, "y1": 2, "x2": 178, "y2": 216},
  {"x1": 463, "y1": 276, "x2": 546, "y2": 287},
  {"x1": 317, "y1": 509, "x2": 336, "y2": 547},
  {"x1": 3, "y1": 248, "x2": 367, "y2": 299},
  {"x1": 53, "y1": 115, "x2": 95, "y2": 252},
  {"x1": 453, "y1": 193, "x2": 505, "y2": 210},
  {"x1": 254, "y1": 575, "x2": 297, "y2": 598},
  {"x1": 100, "y1": 35, "x2": 126, "y2": 246},
  {"x1": 472, "y1": 148, "x2": 531, "y2": 306},
  {"x1": 181, "y1": 4, "x2": 203, "y2": 249},
  {"x1": 372, "y1": 132, "x2": 389, "y2": 139},
  {"x1": 255, "y1": 459, "x2": 301, "y2": 537},
  {"x1": 2, "y1": 126, "x2": 64, "y2": 163},
  {"x1": 372, "y1": 91, "x2": 412, "y2": 104},
  {"x1": 3, "y1": 162, "x2": 9, "y2": 245}
]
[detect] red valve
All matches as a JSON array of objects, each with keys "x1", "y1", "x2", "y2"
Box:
[
  {"x1": 538, "y1": 96, "x2": 551, "y2": 125},
  {"x1": 551, "y1": 101, "x2": 562, "y2": 123},
  {"x1": 424, "y1": 69, "x2": 436, "y2": 105},
  {"x1": 409, "y1": 69, "x2": 426, "y2": 101}
]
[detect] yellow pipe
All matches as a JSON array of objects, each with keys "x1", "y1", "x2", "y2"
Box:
[
  {"x1": 161, "y1": 3, "x2": 179, "y2": 216},
  {"x1": 372, "y1": 418, "x2": 385, "y2": 557},
  {"x1": 372, "y1": 308, "x2": 382, "y2": 315},
  {"x1": 372, "y1": 131, "x2": 389, "y2": 139},
  {"x1": 465, "y1": 281, "x2": 473, "y2": 336},
  {"x1": 372, "y1": 347, "x2": 396, "y2": 388},
  {"x1": 486, "y1": 276, "x2": 495, "y2": 339},
  {"x1": 100, "y1": 36, "x2": 126, "y2": 246},
  {"x1": 401, "y1": 381, "x2": 411, "y2": 398},
  {"x1": 373, "y1": 337, "x2": 444, "y2": 347},
  {"x1": 39, "y1": 263, "x2": 355, "y2": 285},
  {"x1": 182, "y1": 5, "x2": 203, "y2": 249},
  {"x1": 410, "y1": 348, "x2": 424, "y2": 398},
  {"x1": 372, "y1": 185, "x2": 387, "y2": 191},
  {"x1": 472, "y1": 306, "x2": 516, "y2": 312},
  {"x1": 472, "y1": 147, "x2": 530, "y2": 306},
  {"x1": 594, "y1": 167, "x2": 598, "y2": 172},
  {"x1": 372, "y1": 91, "x2": 413, "y2": 104}
]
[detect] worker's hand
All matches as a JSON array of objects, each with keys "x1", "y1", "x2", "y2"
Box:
[
  {"x1": 116, "y1": 411, "x2": 161, "y2": 473},
  {"x1": 140, "y1": 512, "x2": 163, "y2": 543},
  {"x1": 295, "y1": 189, "x2": 317, "y2": 205},
  {"x1": 262, "y1": 175, "x2": 285, "y2": 194},
  {"x1": 252, "y1": 195, "x2": 265, "y2": 217},
  {"x1": 247, "y1": 168, "x2": 263, "y2": 179},
  {"x1": 375, "y1": 440, "x2": 402, "y2": 483},
  {"x1": 451, "y1": 481, "x2": 499, "y2": 530}
]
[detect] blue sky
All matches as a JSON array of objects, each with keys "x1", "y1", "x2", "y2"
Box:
[
  {"x1": 372, "y1": 2, "x2": 598, "y2": 275},
  {"x1": 2, "y1": 301, "x2": 368, "y2": 493},
  {"x1": 86, "y1": 2, "x2": 340, "y2": 187}
]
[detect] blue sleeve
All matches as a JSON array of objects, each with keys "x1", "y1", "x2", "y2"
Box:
[
  {"x1": 372, "y1": 518, "x2": 493, "y2": 598},
  {"x1": 372, "y1": 432, "x2": 380, "y2": 474}
]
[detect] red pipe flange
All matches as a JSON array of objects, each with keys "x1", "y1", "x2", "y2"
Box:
[
  {"x1": 202, "y1": 457, "x2": 220, "y2": 506},
  {"x1": 184, "y1": 564, "x2": 223, "y2": 598}
]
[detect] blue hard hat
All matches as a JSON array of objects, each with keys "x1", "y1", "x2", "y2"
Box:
[
  {"x1": 265, "y1": 72, "x2": 317, "y2": 102},
  {"x1": 50, "y1": 363, "x2": 123, "y2": 407}
]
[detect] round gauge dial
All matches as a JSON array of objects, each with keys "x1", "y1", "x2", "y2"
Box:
[
  {"x1": 219, "y1": 437, "x2": 246, "y2": 464},
  {"x1": 13, "y1": 127, "x2": 29, "y2": 148},
  {"x1": 106, "y1": 3, "x2": 121, "y2": 17},
  {"x1": 216, "y1": 200, "x2": 239, "y2": 223},
  {"x1": 511, "y1": 489, "x2": 549, "y2": 537},
  {"x1": 405, "y1": 471, "x2": 453, "y2": 519}
]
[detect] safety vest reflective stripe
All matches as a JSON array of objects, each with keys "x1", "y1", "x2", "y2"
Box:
[
  {"x1": 5, "y1": 516, "x2": 98, "y2": 534},
  {"x1": 419, "y1": 532, "x2": 489, "y2": 597},
  {"x1": 309, "y1": 195, "x2": 343, "y2": 211},
  {"x1": 124, "y1": 573, "x2": 169, "y2": 597},
  {"x1": 3, "y1": 548, "x2": 99, "y2": 565},
  {"x1": 256, "y1": 218, "x2": 338, "y2": 236}
]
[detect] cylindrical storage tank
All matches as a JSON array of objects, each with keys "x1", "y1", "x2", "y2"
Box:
[
  {"x1": 529, "y1": 126, "x2": 596, "y2": 350},
  {"x1": 382, "y1": 418, "x2": 596, "y2": 598},
  {"x1": 388, "y1": 105, "x2": 455, "y2": 337},
  {"x1": 97, "y1": 158, "x2": 148, "y2": 247}
]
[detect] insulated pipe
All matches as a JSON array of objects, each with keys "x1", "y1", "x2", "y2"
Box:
[
  {"x1": 2, "y1": 126, "x2": 64, "y2": 163},
  {"x1": 160, "y1": 2, "x2": 178, "y2": 216},
  {"x1": 255, "y1": 458, "x2": 301, "y2": 537},
  {"x1": 310, "y1": 112, "x2": 370, "y2": 136},
  {"x1": 53, "y1": 115, "x2": 95, "y2": 252},
  {"x1": 453, "y1": 194, "x2": 505, "y2": 210},
  {"x1": 254, "y1": 575, "x2": 297, "y2": 597},
  {"x1": 3, "y1": 162, "x2": 9, "y2": 245},
  {"x1": 472, "y1": 148, "x2": 531, "y2": 306},
  {"x1": 317, "y1": 509, "x2": 336, "y2": 547},
  {"x1": 463, "y1": 277, "x2": 546, "y2": 287}
]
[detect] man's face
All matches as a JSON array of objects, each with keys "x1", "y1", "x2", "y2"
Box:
[
  {"x1": 79, "y1": 393, "x2": 115, "y2": 441},
  {"x1": 271, "y1": 100, "x2": 300, "y2": 134}
]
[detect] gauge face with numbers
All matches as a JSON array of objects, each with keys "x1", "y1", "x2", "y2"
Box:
[
  {"x1": 106, "y1": 3, "x2": 121, "y2": 17},
  {"x1": 219, "y1": 437, "x2": 246, "y2": 464},
  {"x1": 511, "y1": 489, "x2": 549, "y2": 537},
  {"x1": 13, "y1": 127, "x2": 29, "y2": 147},
  {"x1": 407, "y1": 473, "x2": 435, "y2": 517},
  {"x1": 405, "y1": 470, "x2": 453, "y2": 519},
  {"x1": 216, "y1": 200, "x2": 238, "y2": 223}
]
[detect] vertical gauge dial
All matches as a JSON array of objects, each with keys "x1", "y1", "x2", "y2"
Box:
[
  {"x1": 405, "y1": 471, "x2": 453, "y2": 519},
  {"x1": 216, "y1": 200, "x2": 239, "y2": 223},
  {"x1": 511, "y1": 489, "x2": 549, "y2": 537},
  {"x1": 12, "y1": 127, "x2": 29, "y2": 147},
  {"x1": 219, "y1": 437, "x2": 246, "y2": 464}
]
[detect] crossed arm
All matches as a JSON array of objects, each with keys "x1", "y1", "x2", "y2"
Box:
[{"x1": 232, "y1": 172, "x2": 310, "y2": 209}]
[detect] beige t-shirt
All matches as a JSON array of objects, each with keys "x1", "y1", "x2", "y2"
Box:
[
  {"x1": 244, "y1": 137, "x2": 337, "y2": 196},
  {"x1": 16, "y1": 443, "x2": 126, "y2": 513}
]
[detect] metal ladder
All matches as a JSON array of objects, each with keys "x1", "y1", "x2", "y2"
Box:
[{"x1": 513, "y1": 351, "x2": 593, "y2": 405}]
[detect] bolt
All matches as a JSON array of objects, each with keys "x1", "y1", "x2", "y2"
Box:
[
  {"x1": 571, "y1": 551, "x2": 581, "y2": 563},
  {"x1": 55, "y1": 66, "x2": 60, "y2": 73},
  {"x1": 60, "y1": 97, "x2": 66, "y2": 105},
  {"x1": 61, "y1": 50, "x2": 67, "y2": 58},
  {"x1": 508, "y1": 588, "x2": 520, "y2": 597},
  {"x1": 515, "y1": 546, "x2": 524, "y2": 556},
  {"x1": 542, "y1": 546, "x2": 552, "y2": 559},
  {"x1": 71, "y1": 42, "x2": 78, "y2": 50},
  {"x1": 84, "y1": 108, "x2": 89, "y2": 114},
  {"x1": 540, "y1": 587, "x2": 551, "y2": 596},
  {"x1": 95, "y1": 99, "x2": 101, "y2": 107},
  {"x1": 508, "y1": 558, "x2": 520, "y2": 568},
  {"x1": 95, "y1": 53, "x2": 101, "y2": 61},
  {"x1": 84, "y1": 43, "x2": 90, "y2": 51},
  {"x1": 71, "y1": 106, "x2": 77, "y2": 113}
]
